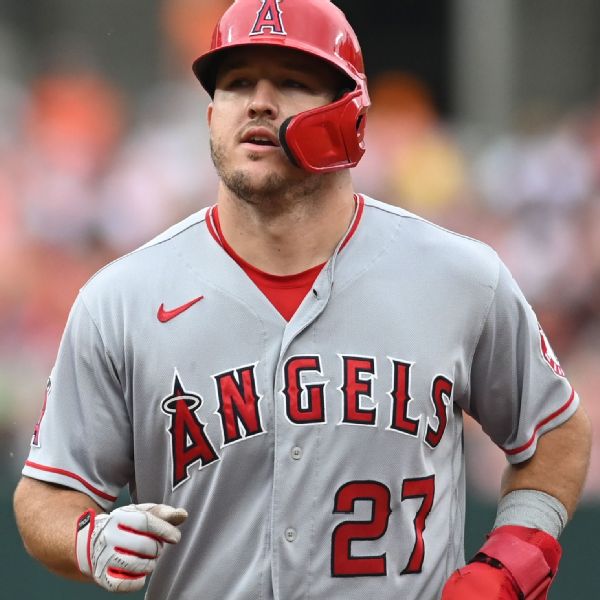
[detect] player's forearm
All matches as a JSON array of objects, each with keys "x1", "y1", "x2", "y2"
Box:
[
  {"x1": 500, "y1": 406, "x2": 592, "y2": 518},
  {"x1": 13, "y1": 476, "x2": 103, "y2": 580},
  {"x1": 441, "y1": 407, "x2": 592, "y2": 599}
]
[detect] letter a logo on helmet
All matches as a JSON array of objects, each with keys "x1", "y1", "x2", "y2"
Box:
[{"x1": 250, "y1": 0, "x2": 286, "y2": 36}]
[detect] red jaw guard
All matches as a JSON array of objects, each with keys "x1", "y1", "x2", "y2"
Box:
[{"x1": 279, "y1": 88, "x2": 368, "y2": 173}]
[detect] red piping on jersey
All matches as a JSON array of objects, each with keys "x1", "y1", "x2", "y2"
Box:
[
  {"x1": 502, "y1": 388, "x2": 576, "y2": 456},
  {"x1": 205, "y1": 206, "x2": 221, "y2": 245},
  {"x1": 204, "y1": 195, "x2": 364, "y2": 320},
  {"x1": 211, "y1": 206, "x2": 326, "y2": 285},
  {"x1": 25, "y1": 460, "x2": 117, "y2": 502},
  {"x1": 205, "y1": 194, "x2": 365, "y2": 253},
  {"x1": 340, "y1": 194, "x2": 364, "y2": 251},
  {"x1": 209, "y1": 206, "x2": 327, "y2": 320}
]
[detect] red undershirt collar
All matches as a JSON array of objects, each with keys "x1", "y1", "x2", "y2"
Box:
[{"x1": 205, "y1": 194, "x2": 364, "y2": 319}]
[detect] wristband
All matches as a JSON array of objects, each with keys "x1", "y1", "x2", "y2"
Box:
[{"x1": 494, "y1": 489, "x2": 567, "y2": 539}]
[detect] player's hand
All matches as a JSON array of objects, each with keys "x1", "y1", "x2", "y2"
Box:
[
  {"x1": 440, "y1": 561, "x2": 521, "y2": 599},
  {"x1": 75, "y1": 503, "x2": 188, "y2": 593},
  {"x1": 440, "y1": 525, "x2": 561, "y2": 600}
]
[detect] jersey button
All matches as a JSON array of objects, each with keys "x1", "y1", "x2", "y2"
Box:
[
  {"x1": 285, "y1": 527, "x2": 297, "y2": 542},
  {"x1": 291, "y1": 446, "x2": 302, "y2": 460}
]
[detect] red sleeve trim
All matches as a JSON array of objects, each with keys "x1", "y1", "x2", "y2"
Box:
[
  {"x1": 24, "y1": 460, "x2": 118, "y2": 502},
  {"x1": 503, "y1": 389, "x2": 576, "y2": 456}
]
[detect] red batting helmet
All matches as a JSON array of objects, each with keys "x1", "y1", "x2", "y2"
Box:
[{"x1": 192, "y1": 0, "x2": 370, "y2": 173}]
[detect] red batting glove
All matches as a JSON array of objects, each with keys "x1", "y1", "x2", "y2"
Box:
[
  {"x1": 441, "y1": 561, "x2": 522, "y2": 600},
  {"x1": 440, "y1": 525, "x2": 562, "y2": 600}
]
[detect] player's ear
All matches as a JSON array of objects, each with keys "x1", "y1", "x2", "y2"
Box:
[{"x1": 207, "y1": 103, "x2": 213, "y2": 127}]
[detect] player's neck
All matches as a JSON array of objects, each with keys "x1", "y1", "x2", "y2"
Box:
[{"x1": 216, "y1": 177, "x2": 356, "y2": 276}]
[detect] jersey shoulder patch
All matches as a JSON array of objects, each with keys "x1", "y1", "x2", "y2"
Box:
[{"x1": 538, "y1": 325, "x2": 566, "y2": 377}]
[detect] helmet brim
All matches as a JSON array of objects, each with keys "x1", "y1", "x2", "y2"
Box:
[{"x1": 193, "y1": 40, "x2": 359, "y2": 98}]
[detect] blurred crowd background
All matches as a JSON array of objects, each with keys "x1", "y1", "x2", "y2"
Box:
[{"x1": 0, "y1": 0, "x2": 598, "y2": 597}]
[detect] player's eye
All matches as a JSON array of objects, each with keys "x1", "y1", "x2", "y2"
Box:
[
  {"x1": 215, "y1": 69, "x2": 255, "y2": 91},
  {"x1": 226, "y1": 77, "x2": 252, "y2": 89},
  {"x1": 282, "y1": 79, "x2": 310, "y2": 90}
]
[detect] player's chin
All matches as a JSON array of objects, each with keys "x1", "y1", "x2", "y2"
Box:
[
  {"x1": 222, "y1": 165, "x2": 295, "y2": 202},
  {"x1": 243, "y1": 147, "x2": 290, "y2": 169},
  {"x1": 241, "y1": 154, "x2": 299, "y2": 181}
]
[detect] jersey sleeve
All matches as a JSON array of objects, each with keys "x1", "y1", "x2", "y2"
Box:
[
  {"x1": 464, "y1": 260, "x2": 578, "y2": 464},
  {"x1": 23, "y1": 293, "x2": 133, "y2": 509}
]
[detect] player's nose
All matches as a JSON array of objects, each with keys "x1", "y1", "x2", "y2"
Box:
[{"x1": 247, "y1": 79, "x2": 279, "y2": 120}]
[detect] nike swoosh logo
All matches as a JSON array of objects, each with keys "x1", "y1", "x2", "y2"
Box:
[{"x1": 157, "y1": 296, "x2": 204, "y2": 323}]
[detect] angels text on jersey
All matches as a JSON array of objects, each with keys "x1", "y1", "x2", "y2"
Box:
[{"x1": 160, "y1": 355, "x2": 453, "y2": 491}]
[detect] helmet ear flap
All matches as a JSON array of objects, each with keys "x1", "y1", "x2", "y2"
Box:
[
  {"x1": 278, "y1": 117, "x2": 300, "y2": 168},
  {"x1": 279, "y1": 89, "x2": 368, "y2": 173}
]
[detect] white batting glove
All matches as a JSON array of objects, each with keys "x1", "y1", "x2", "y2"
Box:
[{"x1": 75, "y1": 503, "x2": 188, "y2": 593}]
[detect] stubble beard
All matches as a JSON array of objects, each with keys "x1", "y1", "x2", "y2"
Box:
[{"x1": 210, "y1": 137, "x2": 325, "y2": 211}]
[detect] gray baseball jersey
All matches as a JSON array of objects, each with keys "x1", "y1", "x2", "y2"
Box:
[{"x1": 24, "y1": 195, "x2": 577, "y2": 600}]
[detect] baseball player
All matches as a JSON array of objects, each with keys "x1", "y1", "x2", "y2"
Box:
[{"x1": 14, "y1": 1, "x2": 591, "y2": 599}]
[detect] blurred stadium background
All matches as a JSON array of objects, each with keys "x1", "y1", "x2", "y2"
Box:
[{"x1": 0, "y1": 0, "x2": 598, "y2": 597}]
